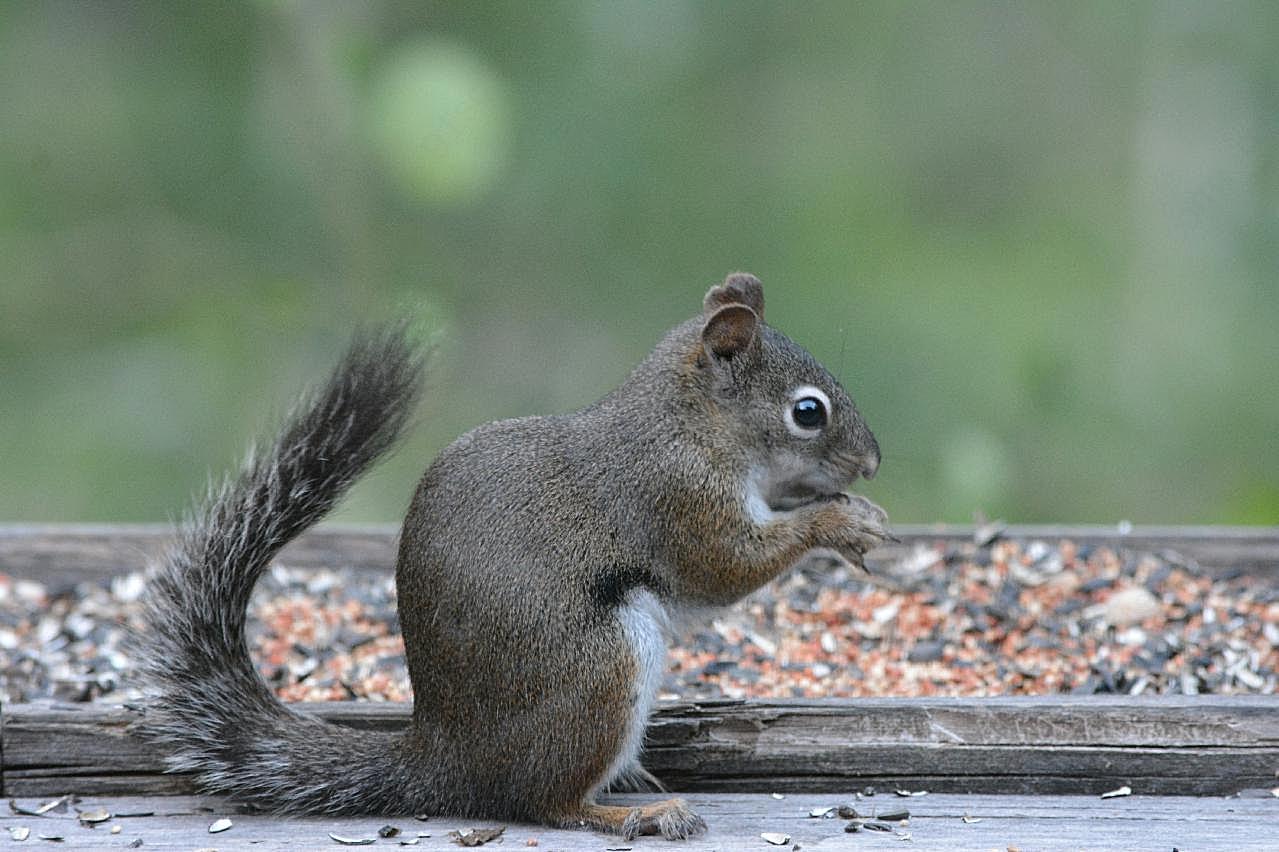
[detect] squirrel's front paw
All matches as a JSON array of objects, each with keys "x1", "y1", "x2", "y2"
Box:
[
  {"x1": 842, "y1": 493, "x2": 890, "y2": 530},
  {"x1": 814, "y1": 494, "x2": 893, "y2": 567}
]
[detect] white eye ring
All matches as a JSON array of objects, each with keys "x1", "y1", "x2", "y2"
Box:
[{"x1": 783, "y1": 385, "x2": 831, "y2": 438}]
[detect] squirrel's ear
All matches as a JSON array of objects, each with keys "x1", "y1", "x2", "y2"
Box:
[
  {"x1": 704, "y1": 272, "x2": 765, "y2": 322},
  {"x1": 702, "y1": 303, "x2": 760, "y2": 361}
]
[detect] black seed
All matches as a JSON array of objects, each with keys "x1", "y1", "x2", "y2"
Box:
[{"x1": 908, "y1": 641, "x2": 945, "y2": 663}]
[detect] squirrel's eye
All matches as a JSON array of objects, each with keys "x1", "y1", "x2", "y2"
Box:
[
  {"x1": 785, "y1": 385, "x2": 832, "y2": 438},
  {"x1": 791, "y1": 397, "x2": 827, "y2": 430}
]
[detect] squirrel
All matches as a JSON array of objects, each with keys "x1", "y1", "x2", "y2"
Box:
[{"x1": 136, "y1": 273, "x2": 889, "y2": 840}]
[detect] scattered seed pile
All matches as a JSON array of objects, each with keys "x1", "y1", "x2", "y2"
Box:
[
  {"x1": 2, "y1": 535, "x2": 1276, "y2": 704},
  {"x1": 674, "y1": 536, "x2": 1278, "y2": 699}
]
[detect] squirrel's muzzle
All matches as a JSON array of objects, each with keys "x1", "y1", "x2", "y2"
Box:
[{"x1": 859, "y1": 447, "x2": 880, "y2": 480}]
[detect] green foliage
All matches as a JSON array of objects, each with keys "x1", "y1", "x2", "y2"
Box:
[{"x1": 1, "y1": 1, "x2": 1276, "y2": 524}]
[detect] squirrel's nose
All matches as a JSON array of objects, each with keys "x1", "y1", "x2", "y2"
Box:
[{"x1": 860, "y1": 442, "x2": 880, "y2": 480}]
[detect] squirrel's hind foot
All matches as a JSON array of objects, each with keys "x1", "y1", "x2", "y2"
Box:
[
  {"x1": 629, "y1": 797, "x2": 707, "y2": 840},
  {"x1": 571, "y1": 798, "x2": 708, "y2": 840}
]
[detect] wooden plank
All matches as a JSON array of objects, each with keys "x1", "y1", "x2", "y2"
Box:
[
  {"x1": 0, "y1": 792, "x2": 1275, "y2": 851},
  {"x1": 3, "y1": 523, "x2": 1276, "y2": 588},
  {"x1": 649, "y1": 695, "x2": 1279, "y2": 796},
  {"x1": 5, "y1": 697, "x2": 1277, "y2": 798},
  {"x1": 0, "y1": 524, "x2": 402, "y2": 587}
]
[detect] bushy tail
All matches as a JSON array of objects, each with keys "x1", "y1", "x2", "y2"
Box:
[{"x1": 135, "y1": 325, "x2": 426, "y2": 814}]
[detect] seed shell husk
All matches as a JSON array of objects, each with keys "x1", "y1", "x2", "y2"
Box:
[
  {"x1": 447, "y1": 826, "x2": 505, "y2": 847},
  {"x1": 328, "y1": 833, "x2": 376, "y2": 845},
  {"x1": 36, "y1": 797, "x2": 70, "y2": 816}
]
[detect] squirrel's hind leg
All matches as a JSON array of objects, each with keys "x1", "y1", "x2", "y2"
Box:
[
  {"x1": 562, "y1": 799, "x2": 707, "y2": 840},
  {"x1": 544, "y1": 591, "x2": 704, "y2": 838}
]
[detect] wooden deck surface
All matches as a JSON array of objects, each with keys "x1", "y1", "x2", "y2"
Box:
[{"x1": 2, "y1": 792, "x2": 1275, "y2": 851}]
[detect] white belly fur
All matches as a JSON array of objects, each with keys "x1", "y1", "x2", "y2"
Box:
[{"x1": 597, "y1": 588, "x2": 669, "y2": 793}]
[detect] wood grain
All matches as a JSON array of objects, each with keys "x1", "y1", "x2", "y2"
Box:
[
  {"x1": 4, "y1": 697, "x2": 1277, "y2": 798},
  {"x1": 1, "y1": 792, "x2": 1275, "y2": 851}
]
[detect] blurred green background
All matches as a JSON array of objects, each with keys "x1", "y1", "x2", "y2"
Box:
[{"x1": 2, "y1": 1, "x2": 1276, "y2": 525}]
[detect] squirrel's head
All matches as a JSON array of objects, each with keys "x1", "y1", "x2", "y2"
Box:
[{"x1": 695, "y1": 272, "x2": 880, "y2": 512}]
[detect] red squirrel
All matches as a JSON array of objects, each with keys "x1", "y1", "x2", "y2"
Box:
[{"x1": 137, "y1": 274, "x2": 889, "y2": 838}]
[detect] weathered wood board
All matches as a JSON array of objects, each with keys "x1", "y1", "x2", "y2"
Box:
[
  {"x1": 1, "y1": 792, "x2": 1275, "y2": 851},
  {"x1": 4, "y1": 523, "x2": 1277, "y2": 587},
  {"x1": 5, "y1": 696, "x2": 1277, "y2": 798}
]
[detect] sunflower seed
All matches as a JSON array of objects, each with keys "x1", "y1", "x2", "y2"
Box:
[{"x1": 328, "y1": 833, "x2": 375, "y2": 845}]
